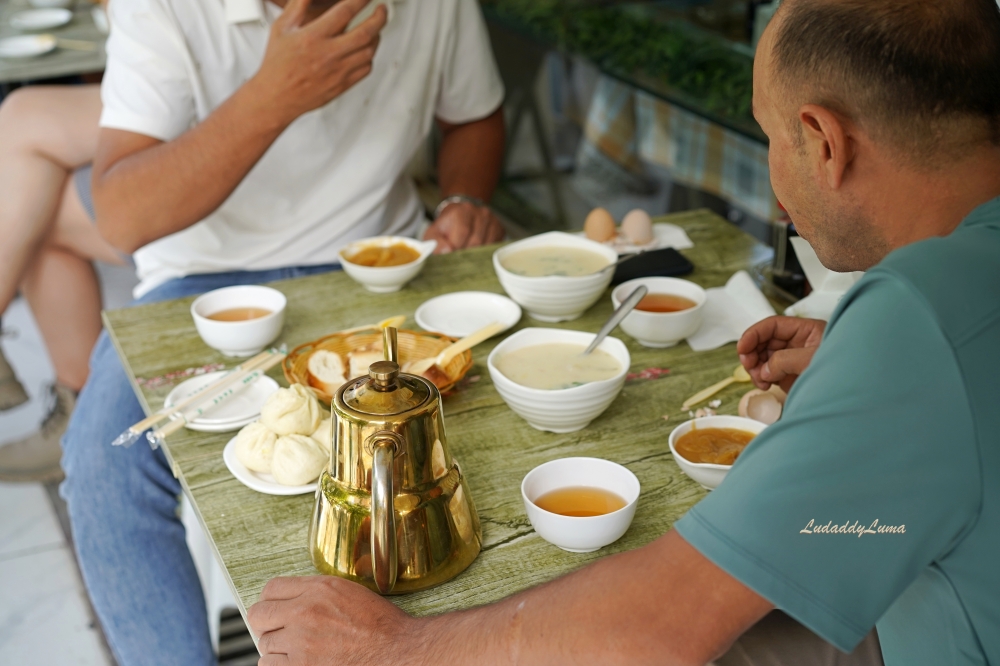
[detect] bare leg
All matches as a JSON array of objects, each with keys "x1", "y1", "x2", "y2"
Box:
[{"x1": 0, "y1": 85, "x2": 125, "y2": 391}]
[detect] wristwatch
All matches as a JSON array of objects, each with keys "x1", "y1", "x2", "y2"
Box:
[{"x1": 434, "y1": 194, "x2": 486, "y2": 219}]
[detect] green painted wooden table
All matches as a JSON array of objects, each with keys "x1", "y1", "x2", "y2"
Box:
[
  {"x1": 1, "y1": 0, "x2": 106, "y2": 84},
  {"x1": 103, "y1": 209, "x2": 778, "y2": 626}
]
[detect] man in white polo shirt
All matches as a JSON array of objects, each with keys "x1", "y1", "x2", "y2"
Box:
[{"x1": 60, "y1": 0, "x2": 505, "y2": 663}]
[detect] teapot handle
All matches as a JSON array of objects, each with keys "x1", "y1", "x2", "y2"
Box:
[{"x1": 370, "y1": 432, "x2": 400, "y2": 594}]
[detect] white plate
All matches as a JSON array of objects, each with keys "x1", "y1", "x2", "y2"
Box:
[
  {"x1": 223, "y1": 436, "x2": 318, "y2": 496},
  {"x1": 164, "y1": 370, "x2": 279, "y2": 432},
  {"x1": 10, "y1": 9, "x2": 72, "y2": 31},
  {"x1": 0, "y1": 34, "x2": 57, "y2": 59},
  {"x1": 415, "y1": 291, "x2": 521, "y2": 338},
  {"x1": 574, "y1": 222, "x2": 694, "y2": 255}
]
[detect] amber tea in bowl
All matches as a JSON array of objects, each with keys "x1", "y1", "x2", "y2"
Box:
[
  {"x1": 191, "y1": 285, "x2": 286, "y2": 357},
  {"x1": 206, "y1": 307, "x2": 273, "y2": 322},
  {"x1": 635, "y1": 293, "x2": 697, "y2": 313},
  {"x1": 521, "y1": 457, "x2": 640, "y2": 552},
  {"x1": 612, "y1": 277, "x2": 707, "y2": 348},
  {"x1": 533, "y1": 486, "x2": 627, "y2": 517}
]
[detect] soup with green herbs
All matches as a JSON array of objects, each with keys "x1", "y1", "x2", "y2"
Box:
[
  {"x1": 501, "y1": 246, "x2": 610, "y2": 277},
  {"x1": 495, "y1": 343, "x2": 621, "y2": 390}
]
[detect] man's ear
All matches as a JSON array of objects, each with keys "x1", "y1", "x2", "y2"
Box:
[{"x1": 798, "y1": 104, "x2": 853, "y2": 190}]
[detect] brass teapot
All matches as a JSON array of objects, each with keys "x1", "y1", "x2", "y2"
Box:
[{"x1": 309, "y1": 328, "x2": 481, "y2": 594}]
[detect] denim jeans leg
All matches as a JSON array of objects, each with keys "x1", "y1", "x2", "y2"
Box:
[{"x1": 61, "y1": 332, "x2": 214, "y2": 666}]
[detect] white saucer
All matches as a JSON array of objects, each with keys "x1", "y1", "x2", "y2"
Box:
[
  {"x1": 223, "y1": 437, "x2": 319, "y2": 496},
  {"x1": 415, "y1": 291, "x2": 521, "y2": 338},
  {"x1": 10, "y1": 9, "x2": 72, "y2": 31},
  {"x1": 164, "y1": 370, "x2": 279, "y2": 433},
  {"x1": 574, "y1": 222, "x2": 694, "y2": 255},
  {"x1": 0, "y1": 34, "x2": 57, "y2": 59}
]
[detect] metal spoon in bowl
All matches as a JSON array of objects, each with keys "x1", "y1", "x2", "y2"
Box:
[
  {"x1": 581, "y1": 285, "x2": 648, "y2": 356},
  {"x1": 595, "y1": 250, "x2": 645, "y2": 274}
]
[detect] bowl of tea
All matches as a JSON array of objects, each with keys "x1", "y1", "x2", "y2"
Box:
[
  {"x1": 668, "y1": 415, "x2": 767, "y2": 490},
  {"x1": 521, "y1": 457, "x2": 640, "y2": 552},
  {"x1": 611, "y1": 277, "x2": 706, "y2": 348},
  {"x1": 339, "y1": 236, "x2": 437, "y2": 293},
  {"x1": 191, "y1": 285, "x2": 287, "y2": 357}
]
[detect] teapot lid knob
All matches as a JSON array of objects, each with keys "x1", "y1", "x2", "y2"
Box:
[{"x1": 369, "y1": 360, "x2": 399, "y2": 390}]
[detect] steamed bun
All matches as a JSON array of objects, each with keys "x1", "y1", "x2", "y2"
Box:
[
  {"x1": 271, "y1": 434, "x2": 328, "y2": 486},
  {"x1": 311, "y1": 418, "x2": 333, "y2": 455},
  {"x1": 233, "y1": 422, "x2": 277, "y2": 474},
  {"x1": 260, "y1": 384, "x2": 322, "y2": 436}
]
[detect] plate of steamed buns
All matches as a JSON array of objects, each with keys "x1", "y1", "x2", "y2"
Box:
[{"x1": 223, "y1": 383, "x2": 331, "y2": 495}]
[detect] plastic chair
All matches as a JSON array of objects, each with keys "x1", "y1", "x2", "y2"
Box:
[{"x1": 180, "y1": 494, "x2": 239, "y2": 653}]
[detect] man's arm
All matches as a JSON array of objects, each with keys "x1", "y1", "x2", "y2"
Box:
[
  {"x1": 92, "y1": 0, "x2": 386, "y2": 253},
  {"x1": 424, "y1": 108, "x2": 506, "y2": 253},
  {"x1": 248, "y1": 530, "x2": 773, "y2": 665}
]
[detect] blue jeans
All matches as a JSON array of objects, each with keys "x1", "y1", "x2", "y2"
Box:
[{"x1": 61, "y1": 264, "x2": 340, "y2": 666}]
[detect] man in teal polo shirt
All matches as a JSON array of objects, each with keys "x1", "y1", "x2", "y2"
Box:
[{"x1": 246, "y1": 1, "x2": 1000, "y2": 664}]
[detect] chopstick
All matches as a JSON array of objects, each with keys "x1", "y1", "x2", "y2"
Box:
[
  {"x1": 145, "y1": 351, "x2": 287, "y2": 448},
  {"x1": 338, "y1": 314, "x2": 406, "y2": 336},
  {"x1": 145, "y1": 351, "x2": 285, "y2": 447},
  {"x1": 111, "y1": 349, "x2": 279, "y2": 447},
  {"x1": 55, "y1": 38, "x2": 100, "y2": 52}
]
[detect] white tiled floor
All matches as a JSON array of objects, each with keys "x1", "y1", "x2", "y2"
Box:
[
  {"x1": 0, "y1": 483, "x2": 113, "y2": 665},
  {"x1": 0, "y1": 262, "x2": 136, "y2": 665}
]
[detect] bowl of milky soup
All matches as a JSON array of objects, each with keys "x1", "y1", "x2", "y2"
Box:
[
  {"x1": 191, "y1": 285, "x2": 287, "y2": 357},
  {"x1": 340, "y1": 236, "x2": 436, "y2": 293},
  {"x1": 493, "y1": 232, "x2": 618, "y2": 322},
  {"x1": 487, "y1": 328, "x2": 630, "y2": 433},
  {"x1": 612, "y1": 277, "x2": 706, "y2": 348}
]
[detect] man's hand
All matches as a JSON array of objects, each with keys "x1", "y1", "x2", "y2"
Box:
[
  {"x1": 252, "y1": 0, "x2": 387, "y2": 128},
  {"x1": 737, "y1": 316, "x2": 826, "y2": 392},
  {"x1": 248, "y1": 576, "x2": 414, "y2": 665},
  {"x1": 424, "y1": 201, "x2": 505, "y2": 254}
]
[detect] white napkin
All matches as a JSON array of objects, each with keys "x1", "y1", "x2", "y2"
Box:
[
  {"x1": 783, "y1": 237, "x2": 864, "y2": 321},
  {"x1": 653, "y1": 223, "x2": 694, "y2": 251},
  {"x1": 687, "y1": 271, "x2": 776, "y2": 351}
]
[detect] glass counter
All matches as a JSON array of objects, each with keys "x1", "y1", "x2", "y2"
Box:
[{"x1": 480, "y1": 0, "x2": 766, "y2": 143}]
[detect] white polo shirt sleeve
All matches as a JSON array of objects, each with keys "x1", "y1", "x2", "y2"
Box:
[
  {"x1": 435, "y1": 0, "x2": 505, "y2": 124},
  {"x1": 100, "y1": 0, "x2": 196, "y2": 142}
]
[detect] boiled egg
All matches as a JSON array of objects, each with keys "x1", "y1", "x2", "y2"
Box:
[
  {"x1": 584, "y1": 207, "x2": 617, "y2": 242},
  {"x1": 621, "y1": 209, "x2": 654, "y2": 245}
]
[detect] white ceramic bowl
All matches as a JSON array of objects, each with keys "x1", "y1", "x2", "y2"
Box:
[
  {"x1": 190, "y1": 286, "x2": 287, "y2": 357},
  {"x1": 612, "y1": 277, "x2": 707, "y2": 348},
  {"x1": 668, "y1": 415, "x2": 767, "y2": 490},
  {"x1": 487, "y1": 328, "x2": 630, "y2": 433},
  {"x1": 522, "y1": 457, "x2": 640, "y2": 552},
  {"x1": 339, "y1": 237, "x2": 436, "y2": 293},
  {"x1": 493, "y1": 232, "x2": 618, "y2": 322}
]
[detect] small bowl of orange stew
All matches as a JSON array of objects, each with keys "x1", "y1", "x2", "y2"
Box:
[
  {"x1": 668, "y1": 415, "x2": 767, "y2": 490},
  {"x1": 339, "y1": 236, "x2": 437, "y2": 293}
]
